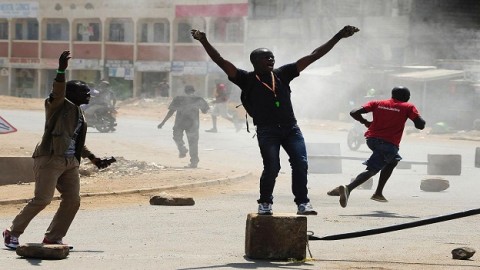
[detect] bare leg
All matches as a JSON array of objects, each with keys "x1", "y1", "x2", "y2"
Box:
[
  {"x1": 374, "y1": 161, "x2": 398, "y2": 196},
  {"x1": 347, "y1": 170, "x2": 377, "y2": 192}
]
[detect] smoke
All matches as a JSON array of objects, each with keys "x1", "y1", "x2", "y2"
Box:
[{"x1": 235, "y1": 0, "x2": 480, "y2": 130}]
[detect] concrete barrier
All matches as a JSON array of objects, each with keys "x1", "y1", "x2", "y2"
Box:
[
  {"x1": 0, "y1": 157, "x2": 34, "y2": 186},
  {"x1": 307, "y1": 143, "x2": 342, "y2": 174},
  {"x1": 475, "y1": 147, "x2": 480, "y2": 168},
  {"x1": 245, "y1": 213, "x2": 306, "y2": 260},
  {"x1": 427, "y1": 154, "x2": 462, "y2": 175}
]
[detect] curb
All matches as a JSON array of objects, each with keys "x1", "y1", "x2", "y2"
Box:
[{"x1": 0, "y1": 172, "x2": 252, "y2": 206}]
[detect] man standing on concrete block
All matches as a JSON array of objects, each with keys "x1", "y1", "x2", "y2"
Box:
[
  {"x1": 191, "y1": 25, "x2": 359, "y2": 215},
  {"x1": 329, "y1": 86, "x2": 426, "y2": 207},
  {"x1": 3, "y1": 51, "x2": 114, "y2": 250}
]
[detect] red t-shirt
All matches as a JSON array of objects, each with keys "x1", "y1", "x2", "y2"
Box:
[{"x1": 363, "y1": 98, "x2": 421, "y2": 147}]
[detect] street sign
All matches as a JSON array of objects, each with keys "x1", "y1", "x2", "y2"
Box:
[{"x1": 0, "y1": 116, "x2": 17, "y2": 134}]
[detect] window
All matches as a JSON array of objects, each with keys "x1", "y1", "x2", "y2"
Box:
[
  {"x1": 250, "y1": 0, "x2": 277, "y2": 19},
  {"x1": 45, "y1": 20, "x2": 69, "y2": 41},
  {"x1": 139, "y1": 20, "x2": 169, "y2": 43},
  {"x1": 76, "y1": 22, "x2": 100, "y2": 41},
  {"x1": 212, "y1": 18, "x2": 244, "y2": 43},
  {"x1": 153, "y1": 22, "x2": 168, "y2": 42},
  {"x1": 0, "y1": 21, "x2": 7, "y2": 39},
  {"x1": 177, "y1": 22, "x2": 192, "y2": 43},
  {"x1": 108, "y1": 19, "x2": 133, "y2": 42},
  {"x1": 15, "y1": 19, "x2": 38, "y2": 40},
  {"x1": 110, "y1": 23, "x2": 124, "y2": 41}
]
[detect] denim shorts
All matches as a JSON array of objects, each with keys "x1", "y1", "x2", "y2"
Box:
[{"x1": 363, "y1": 138, "x2": 402, "y2": 173}]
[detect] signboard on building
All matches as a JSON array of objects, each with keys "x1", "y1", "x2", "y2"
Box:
[
  {"x1": 184, "y1": 61, "x2": 207, "y2": 75},
  {"x1": 207, "y1": 61, "x2": 223, "y2": 73},
  {"x1": 135, "y1": 61, "x2": 171, "y2": 72},
  {"x1": 0, "y1": 58, "x2": 8, "y2": 67},
  {"x1": 0, "y1": 2, "x2": 38, "y2": 18},
  {"x1": 71, "y1": 59, "x2": 102, "y2": 70},
  {"x1": 108, "y1": 67, "x2": 133, "y2": 80},
  {"x1": 171, "y1": 61, "x2": 185, "y2": 76},
  {"x1": 10, "y1": 58, "x2": 40, "y2": 68}
]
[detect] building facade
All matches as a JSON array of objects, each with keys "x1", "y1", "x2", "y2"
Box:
[{"x1": 0, "y1": 0, "x2": 248, "y2": 99}]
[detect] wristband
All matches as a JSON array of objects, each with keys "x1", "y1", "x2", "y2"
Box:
[{"x1": 56, "y1": 70, "x2": 65, "y2": 74}]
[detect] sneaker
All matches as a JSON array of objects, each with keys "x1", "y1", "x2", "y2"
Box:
[
  {"x1": 205, "y1": 128, "x2": 217, "y2": 133},
  {"x1": 42, "y1": 237, "x2": 73, "y2": 250},
  {"x1": 3, "y1": 229, "x2": 19, "y2": 250},
  {"x1": 258, "y1": 203, "x2": 273, "y2": 215},
  {"x1": 327, "y1": 187, "x2": 340, "y2": 196},
  {"x1": 184, "y1": 163, "x2": 197, "y2": 168},
  {"x1": 338, "y1": 185, "x2": 350, "y2": 208},
  {"x1": 179, "y1": 149, "x2": 188, "y2": 158},
  {"x1": 371, "y1": 194, "x2": 388, "y2": 202},
  {"x1": 297, "y1": 202, "x2": 318, "y2": 215}
]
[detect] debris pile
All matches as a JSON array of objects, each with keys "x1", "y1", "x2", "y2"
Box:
[{"x1": 79, "y1": 156, "x2": 166, "y2": 179}]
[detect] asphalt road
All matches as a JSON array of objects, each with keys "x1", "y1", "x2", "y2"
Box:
[{"x1": 0, "y1": 109, "x2": 479, "y2": 269}]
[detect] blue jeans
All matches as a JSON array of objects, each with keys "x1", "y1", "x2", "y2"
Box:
[
  {"x1": 256, "y1": 124, "x2": 309, "y2": 205},
  {"x1": 364, "y1": 138, "x2": 402, "y2": 173}
]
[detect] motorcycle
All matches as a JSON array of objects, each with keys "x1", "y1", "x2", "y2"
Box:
[
  {"x1": 81, "y1": 104, "x2": 118, "y2": 133},
  {"x1": 347, "y1": 121, "x2": 365, "y2": 151}
]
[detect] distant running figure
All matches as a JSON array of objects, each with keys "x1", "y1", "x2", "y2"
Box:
[{"x1": 158, "y1": 85, "x2": 209, "y2": 168}]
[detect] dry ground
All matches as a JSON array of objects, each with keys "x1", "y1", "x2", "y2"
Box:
[{"x1": 0, "y1": 95, "x2": 255, "y2": 215}]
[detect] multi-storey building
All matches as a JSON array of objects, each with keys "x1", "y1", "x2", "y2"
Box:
[{"x1": 0, "y1": 0, "x2": 248, "y2": 99}]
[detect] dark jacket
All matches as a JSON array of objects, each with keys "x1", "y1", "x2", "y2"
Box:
[{"x1": 32, "y1": 81, "x2": 93, "y2": 162}]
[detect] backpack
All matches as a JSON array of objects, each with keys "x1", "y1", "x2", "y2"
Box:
[{"x1": 237, "y1": 73, "x2": 256, "y2": 133}]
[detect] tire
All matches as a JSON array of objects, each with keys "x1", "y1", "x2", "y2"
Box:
[
  {"x1": 95, "y1": 113, "x2": 116, "y2": 133},
  {"x1": 347, "y1": 129, "x2": 362, "y2": 151}
]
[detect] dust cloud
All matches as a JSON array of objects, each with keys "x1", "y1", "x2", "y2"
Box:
[{"x1": 219, "y1": 0, "x2": 480, "y2": 131}]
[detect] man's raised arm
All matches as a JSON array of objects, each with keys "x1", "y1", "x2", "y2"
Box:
[
  {"x1": 191, "y1": 29, "x2": 237, "y2": 78},
  {"x1": 296, "y1": 25, "x2": 359, "y2": 73}
]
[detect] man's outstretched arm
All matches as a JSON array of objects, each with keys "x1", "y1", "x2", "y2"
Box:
[
  {"x1": 413, "y1": 116, "x2": 426, "y2": 130},
  {"x1": 191, "y1": 29, "x2": 237, "y2": 78},
  {"x1": 158, "y1": 110, "x2": 175, "y2": 129},
  {"x1": 350, "y1": 107, "x2": 371, "y2": 127},
  {"x1": 296, "y1": 25, "x2": 359, "y2": 73}
]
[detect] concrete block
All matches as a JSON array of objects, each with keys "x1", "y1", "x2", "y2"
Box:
[
  {"x1": 0, "y1": 157, "x2": 34, "y2": 186},
  {"x1": 307, "y1": 143, "x2": 342, "y2": 174},
  {"x1": 427, "y1": 154, "x2": 461, "y2": 175},
  {"x1": 16, "y1": 243, "x2": 69, "y2": 260},
  {"x1": 149, "y1": 194, "x2": 195, "y2": 206},
  {"x1": 245, "y1": 213, "x2": 307, "y2": 260},
  {"x1": 475, "y1": 147, "x2": 480, "y2": 168},
  {"x1": 420, "y1": 177, "x2": 450, "y2": 192}
]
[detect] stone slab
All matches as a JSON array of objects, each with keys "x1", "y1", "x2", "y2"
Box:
[
  {"x1": 149, "y1": 194, "x2": 195, "y2": 206},
  {"x1": 16, "y1": 243, "x2": 70, "y2": 260},
  {"x1": 0, "y1": 157, "x2": 34, "y2": 186},
  {"x1": 475, "y1": 147, "x2": 480, "y2": 168},
  {"x1": 427, "y1": 154, "x2": 461, "y2": 175},
  {"x1": 420, "y1": 177, "x2": 450, "y2": 192},
  {"x1": 245, "y1": 213, "x2": 307, "y2": 260}
]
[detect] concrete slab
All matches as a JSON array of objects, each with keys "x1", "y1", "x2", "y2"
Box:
[{"x1": 0, "y1": 157, "x2": 34, "y2": 186}]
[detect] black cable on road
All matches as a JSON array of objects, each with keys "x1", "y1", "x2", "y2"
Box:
[{"x1": 309, "y1": 208, "x2": 480, "y2": 241}]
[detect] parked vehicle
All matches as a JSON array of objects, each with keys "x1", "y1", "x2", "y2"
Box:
[
  {"x1": 347, "y1": 121, "x2": 365, "y2": 151},
  {"x1": 82, "y1": 104, "x2": 117, "y2": 133}
]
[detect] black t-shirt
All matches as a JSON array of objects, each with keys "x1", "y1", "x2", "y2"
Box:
[
  {"x1": 229, "y1": 63, "x2": 299, "y2": 126},
  {"x1": 169, "y1": 95, "x2": 209, "y2": 129}
]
